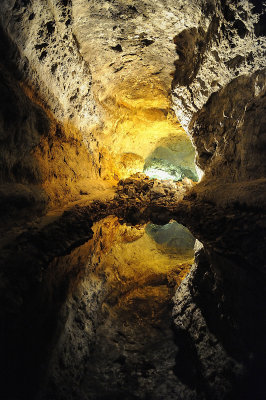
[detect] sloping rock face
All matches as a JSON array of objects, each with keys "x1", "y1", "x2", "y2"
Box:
[
  {"x1": 0, "y1": 3, "x2": 99, "y2": 221},
  {"x1": 1, "y1": 0, "x2": 264, "y2": 211},
  {"x1": 172, "y1": 0, "x2": 266, "y2": 185},
  {"x1": 0, "y1": 1, "x2": 265, "y2": 207},
  {"x1": 172, "y1": 200, "x2": 266, "y2": 400},
  {"x1": 0, "y1": 0, "x2": 198, "y2": 219},
  {"x1": 170, "y1": 3, "x2": 266, "y2": 399},
  {"x1": 0, "y1": 1, "x2": 265, "y2": 400}
]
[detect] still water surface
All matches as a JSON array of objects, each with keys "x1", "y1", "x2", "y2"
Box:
[{"x1": 44, "y1": 216, "x2": 195, "y2": 399}]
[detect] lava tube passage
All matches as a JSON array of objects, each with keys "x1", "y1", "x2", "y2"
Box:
[
  {"x1": 143, "y1": 130, "x2": 199, "y2": 182},
  {"x1": 1, "y1": 2, "x2": 265, "y2": 400},
  {"x1": 94, "y1": 70, "x2": 200, "y2": 185}
]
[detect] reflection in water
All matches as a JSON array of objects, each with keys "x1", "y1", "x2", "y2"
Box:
[
  {"x1": 43, "y1": 216, "x2": 196, "y2": 399},
  {"x1": 146, "y1": 221, "x2": 196, "y2": 255}
]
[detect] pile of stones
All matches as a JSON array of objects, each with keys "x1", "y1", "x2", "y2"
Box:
[{"x1": 115, "y1": 173, "x2": 195, "y2": 204}]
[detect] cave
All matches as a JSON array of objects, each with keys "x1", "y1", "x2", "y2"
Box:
[{"x1": 0, "y1": 1, "x2": 265, "y2": 400}]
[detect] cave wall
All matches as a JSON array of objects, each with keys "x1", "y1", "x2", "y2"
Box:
[
  {"x1": 170, "y1": 2, "x2": 266, "y2": 399},
  {"x1": 0, "y1": 2, "x2": 265, "y2": 399},
  {"x1": 0, "y1": 0, "x2": 101, "y2": 221},
  {"x1": 1, "y1": 0, "x2": 265, "y2": 214},
  {"x1": 0, "y1": 0, "x2": 98, "y2": 128},
  {"x1": 0, "y1": 46, "x2": 98, "y2": 221},
  {"x1": 0, "y1": 0, "x2": 214, "y2": 217},
  {"x1": 172, "y1": 0, "x2": 266, "y2": 189}
]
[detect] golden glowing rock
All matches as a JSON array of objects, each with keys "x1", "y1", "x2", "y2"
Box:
[
  {"x1": 96, "y1": 79, "x2": 195, "y2": 180},
  {"x1": 88, "y1": 216, "x2": 194, "y2": 302},
  {"x1": 48, "y1": 215, "x2": 194, "y2": 302}
]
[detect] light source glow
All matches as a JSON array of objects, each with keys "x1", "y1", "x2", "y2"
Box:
[
  {"x1": 144, "y1": 167, "x2": 178, "y2": 181},
  {"x1": 195, "y1": 164, "x2": 204, "y2": 181}
]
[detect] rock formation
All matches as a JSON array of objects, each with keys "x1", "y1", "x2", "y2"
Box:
[{"x1": 0, "y1": 1, "x2": 265, "y2": 400}]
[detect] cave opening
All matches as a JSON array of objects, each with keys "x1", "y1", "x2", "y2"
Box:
[
  {"x1": 107, "y1": 96, "x2": 201, "y2": 204},
  {"x1": 114, "y1": 114, "x2": 200, "y2": 185},
  {"x1": 122, "y1": 110, "x2": 199, "y2": 184},
  {"x1": 143, "y1": 134, "x2": 200, "y2": 182},
  {"x1": 95, "y1": 70, "x2": 200, "y2": 187}
]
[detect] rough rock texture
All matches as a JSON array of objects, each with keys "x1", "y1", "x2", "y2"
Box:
[
  {"x1": 191, "y1": 71, "x2": 266, "y2": 182},
  {"x1": 172, "y1": 1, "x2": 266, "y2": 127},
  {"x1": 172, "y1": 202, "x2": 266, "y2": 400},
  {"x1": 172, "y1": 0, "x2": 266, "y2": 188},
  {"x1": 0, "y1": 17, "x2": 100, "y2": 221},
  {"x1": 38, "y1": 216, "x2": 195, "y2": 400},
  {"x1": 0, "y1": 0, "x2": 199, "y2": 217},
  {"x1": 0, "y1": 1, "x2": 265, "y2": 400},
  {"x1": 0, "y1": 183, "x2": 265, "y2": 399},
  {"x1": 169, "y1": 3, "x2": 266, "y2": 398},
  {"x1": 0, "y1": 0, "x2": 98, "y2": 128},
  {"x1": 71, "y1": 0, "x2": 205, "y2": 178},
  {"x1": 115, "y1": 173, "x2": 196, "y2": 205},
  {"x1": 0, "y1": 0, "x2": 265, "y2": 211}
]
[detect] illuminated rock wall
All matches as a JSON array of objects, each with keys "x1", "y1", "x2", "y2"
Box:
[
  {"x1": 0, "y1": 1, "x2": 100, "y2": 218},
  {"x1": 172, "y1": 0, "x2": 266, "y2": 187},
  {"x1": 0, "y1": 0, "x2": 265, "y2": 215},
  {"x1": 0, "y1": 2, "x2": 265, "y2": 399},
  {"x1": 0, "y1": 0, "x2": 202, "y2": 216}
]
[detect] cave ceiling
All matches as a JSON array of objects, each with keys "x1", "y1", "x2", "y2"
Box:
[{"x1": 0, "y1": 0, "x2": 265, "y2": 201}]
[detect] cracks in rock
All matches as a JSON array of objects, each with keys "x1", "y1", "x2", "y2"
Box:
[
  {"x1": 187, "y1": 85, "x2": 199, "y2": 112},
  {"x1": 172, "y1": 16, "x2": 220, "y2": 88}
]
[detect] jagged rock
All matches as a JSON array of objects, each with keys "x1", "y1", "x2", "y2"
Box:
[
  {"x1": 151, "y1": 185, "x2": 167, "y2": 198},
  {"x1": 0, "y1": 1, "x2": 265, "y2": 400}
]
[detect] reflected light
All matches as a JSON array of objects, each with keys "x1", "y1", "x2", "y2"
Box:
[
  {"x1": 196, "y1": 164, "x2": 204, "y2": 182},
  {"x1": 144, "y1": 167, "x2": 178, "y2": 181}
]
